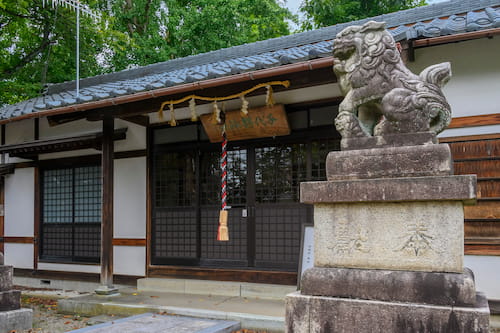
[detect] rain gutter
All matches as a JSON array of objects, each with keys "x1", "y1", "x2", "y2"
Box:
[{"x1": 412, "y1": 27, "x2": 500, "y2": 48}]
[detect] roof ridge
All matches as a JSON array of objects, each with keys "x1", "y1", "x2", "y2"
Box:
[{"x1": 46, "y1": 0, "x2": 500, "y2": 95}]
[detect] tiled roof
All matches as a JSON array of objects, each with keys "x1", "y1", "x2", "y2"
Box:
[{"x1": 1, "y1": 0, "x2": 499, "y2": 120}]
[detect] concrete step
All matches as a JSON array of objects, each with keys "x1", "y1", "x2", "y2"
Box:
[
  {"x1": 68, "y1": 312, "x2": 241, "y2": 333},
  {"x1": 58, "y1": 291, "x2": 285, "y2": 332},
  {"x1": 137, "y1": 278, "x2": 296, "y2": 300}
]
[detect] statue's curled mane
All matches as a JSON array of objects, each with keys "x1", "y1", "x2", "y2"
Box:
[{"x1": 333, "y1": 21, "x2": 451, "y2": 138}]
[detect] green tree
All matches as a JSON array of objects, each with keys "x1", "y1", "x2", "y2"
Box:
[
  {"x1": 300, "y1": 0, "x2": 426, "y2": 30},
  {"x1": 0, "y1": 0, "x2": 128, "y2": 105},
  {"x1": 111, "y1": 0, "x2": 295, "y2": 66},
  {"x1": 0, "y1": 0, "x2": 294, "y2": 106}
]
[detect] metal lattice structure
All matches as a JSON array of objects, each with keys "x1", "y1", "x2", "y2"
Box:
[
  {"x1": 42, "y1": 0, "x2": 102, "y2": 97},
  {"x1": 42, "y1": 0, "x2": 101, "y2": 21}
]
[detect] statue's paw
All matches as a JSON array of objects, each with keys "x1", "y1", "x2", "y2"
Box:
[{"x1": 335, "y1": 112, "x2": 368, "y2": 138}]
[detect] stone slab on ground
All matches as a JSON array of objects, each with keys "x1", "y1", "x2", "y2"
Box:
[
  {"x1": 0, "y1": 308, "x2": 33, "y2": 333},
  {"x1": 286, "y1": 291, "x2": 490, "y2": 333},
  {"x1": 313, "y1": 201, "x2": 464, "y2": 273},
  {"x1": 301, "y1": 267, "x2": 477, "y2": 306},
  {"x1": 58, "y1": 290, "x2": 285, "y2": 332},
  {"x1": 69, "y1": 312, "x2": 240, "y2": 333}
]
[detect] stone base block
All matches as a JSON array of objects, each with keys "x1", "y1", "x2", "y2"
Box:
[
  {"x1": 340, "y1": 132, "x2": 437, "y2": 151},
  {"x1": 0, "y1": 266, "x2": 13, "y2": 291},
  {"x1": 301, "y1": 267, "x2": 476, "y2": 306},
  {"x1": 285, "y1": 291, "x2": 490, "y2": 333},
  {"x1": 95, "y1": 285, "x2": 119, "y2": 296},
  {"x1": 326, "y1": 143, "x2": 452, "y2": 180},
  {"x1": 0, "y1": 290, "x2": 20, "y2": 311},
  {"x1": 313, "y1": 201, "x2": 465, "y2": 272},
  {"x1": 0, "y1": 308, "x2": 33, "y2": 333}
]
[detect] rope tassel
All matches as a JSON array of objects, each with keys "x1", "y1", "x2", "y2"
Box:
[
  {"x1": 169, "y1": 104, "x2": 177, "y2": 126},
  {"x1": 217, "y1": 123, "x2": 229, "y2": 241},
  {"x1": 266, "y1": 85, "x2": 274, "y2": 107}
]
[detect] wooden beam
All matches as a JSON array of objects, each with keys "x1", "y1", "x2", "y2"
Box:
[
  {"x1": 14, "y1": 268, "x2": 141, "y2": 285},
  {"x1": 119, "y1": 115, "x2": 150, "y2": 127},
  {"x1": 3, "y1": 237, "x2": 34, "y2": 243},
  {"x1": 147, "y1": 266, "x2": 297, "y2": 285},
  {"x1": 100, "y1": 116, "x2": 115, "y2": 290},
  {"x1": 448, "y1": 113, "x2": 500, "y2": 129},
  {"x1": 464, "y1": 244, "x2": 500, "y2": 256},
  {"x1": 47, "y1": 113, "x2": 87, "y2": 126},
  {"x1": 112, "y1": 238, "x2": 146, "y2": 246}
]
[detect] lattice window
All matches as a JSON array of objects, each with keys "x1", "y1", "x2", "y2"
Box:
[
  {"x1": 200, "y1": 207, "x2": 247, "y2": 263},
  {"x1": 255, "y1": 204, "x2": 311, "y2": 270},
  {"x1": 311, "y1": 139, "x2": 340, "y2": 181},
  {"x1": 255, "y1": 144, "x2": 307, "y2": 203},
  {"x1": 40, "y1": 166, "x2": 101, "y2": 263}
]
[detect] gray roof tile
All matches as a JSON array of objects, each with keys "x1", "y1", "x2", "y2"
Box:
[{"x1": 1, "y1": 0, "x2": 499, "y2": 120}]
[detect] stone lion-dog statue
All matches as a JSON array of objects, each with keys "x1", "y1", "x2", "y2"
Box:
[{"x1": 333, "y1": 21, "x2": 452, "y2": 138}]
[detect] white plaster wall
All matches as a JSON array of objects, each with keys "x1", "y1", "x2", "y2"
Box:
[
  {"x1": 4, "y1": 244, "x2": 33, "y2": 269},
  {"x1": 4, "y1": 119, "x2": 35, "y2": 164},
  {"x1": 113, "y1": 157, "x2": 146, "y2": 238},
  {"x1": 38, "y1": 117, "x2": 102, "y2": 160},
  {"x1": 409, "y1": 38, "x2": 500, "y2": 118},
  {"x1": 114, "y1": 119, "x2": 147, "y2": 152},
  {"x1": 113, "y1": 246, "x2": 146, "y2": 276},
  {"x1": 37, "y1": 262, "x2": 100, "y2": 274},
  {"x1": 5, "y1": 119, "x2": 34, "y2": 144},
  {"x1": 39, "y1": 117, "x2": 101, "y2": 139},
  {"x1": 149, "y1": 83, "x2": 341, "y2": 124},
  {"x1": 464, "y1": 255, "x2": 500, "y2": 300},
  {"x1": 4, "y1": 168, "x2": 34, "y2": 237},
  {"x1": 38, "y1": 149, "x2": 100, "y2": 160}
]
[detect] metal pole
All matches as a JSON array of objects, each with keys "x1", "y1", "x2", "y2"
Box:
[{"x1": 76, "y1": 0, "x2": 80, "y2": 98}]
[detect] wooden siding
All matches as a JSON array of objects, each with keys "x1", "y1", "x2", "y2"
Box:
[{"x1": 446, "y1": 136, "x2": 500, "y2": 256}]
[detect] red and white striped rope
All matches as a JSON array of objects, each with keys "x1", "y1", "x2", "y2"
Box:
[{"x1": 221, "y1": 124, "x2": 227, "y2": 211}]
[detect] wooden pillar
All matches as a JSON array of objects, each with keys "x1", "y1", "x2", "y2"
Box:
[{"x1": 96, "y1": 116, "x2": 117, "y2": 294}]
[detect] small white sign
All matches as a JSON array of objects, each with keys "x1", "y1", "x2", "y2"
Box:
[{"x1": 298, "y1": 225, "x2": 314, "y2": 288}]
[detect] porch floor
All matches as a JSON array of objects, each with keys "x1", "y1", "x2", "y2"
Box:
[{"x1": 57, "y1": 290, "x2": 286, "y2": 332}]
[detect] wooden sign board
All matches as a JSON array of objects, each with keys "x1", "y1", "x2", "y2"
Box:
[{"x1": 200, "y1": 104, "x2": 290, "y2": 143}]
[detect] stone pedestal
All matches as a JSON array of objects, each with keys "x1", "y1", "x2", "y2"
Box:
[
  {"x1": 286, "y1": 139, "x2": 490, "y2": 332},
  {"x1": 0, "y1": 264, "x2": 32, "y2": 333}
]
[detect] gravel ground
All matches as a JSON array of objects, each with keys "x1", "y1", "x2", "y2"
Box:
[
  {"x1": 21, "y1": 295, "x2": 93, "y2": 333},
  {"x1": 17, "y1": 289, "x2": 499, "y2": 333}
]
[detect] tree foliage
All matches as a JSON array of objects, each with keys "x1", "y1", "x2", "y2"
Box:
[
  {"x1": 0, "y1": 0, "x2": 127, "y2": 104},
  {"x1": 300, "y1": 0, "x2": 426, "y2": 30},
  {"x1": 0, "y1": 0, "x2": 294, "y2": 106}
]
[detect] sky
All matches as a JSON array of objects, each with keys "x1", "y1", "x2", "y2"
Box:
[
  {"x1": 283, "y1": 0, "x2": 447, "y2": 16},
  {"x1": 285, "y1": 0, "x2": 302, "y2": 15}
]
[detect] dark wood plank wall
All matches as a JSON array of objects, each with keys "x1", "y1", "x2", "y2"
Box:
[{"x1": 446, "y1": 136, "x2": 500, "y2": 256}]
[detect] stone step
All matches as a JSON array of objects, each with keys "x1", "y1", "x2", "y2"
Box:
[
  {"x1": 137, "y1": 278, "x2": 296, "y2": 300},
  {"x1": 58, "y1": 291, "x2": 285, "y2": 332},
  {"x1": 68, "y1": 312, "x2": 241, "y2": 333}
]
